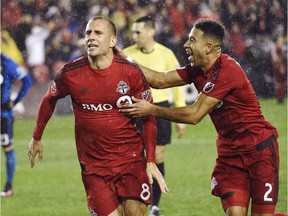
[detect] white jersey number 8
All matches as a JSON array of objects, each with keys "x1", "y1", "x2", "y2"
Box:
[{"x1": 140, "y1": 183, "x2": 151, "y2": 201}]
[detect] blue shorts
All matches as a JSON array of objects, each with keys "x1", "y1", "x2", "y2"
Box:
[{"x1": 1, "y1": 117, "x2": 13, "y2": 146}]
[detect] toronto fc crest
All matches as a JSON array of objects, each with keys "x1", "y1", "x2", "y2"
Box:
[{"x1": 116, "y1": 81, "x2": 130, "y2": 95}]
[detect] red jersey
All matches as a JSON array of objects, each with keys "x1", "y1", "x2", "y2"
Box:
[
  {"x1": 33, "y1": 55, "x2": 156, "y2": 175},
  {"x1": 177, "y1": 54, "x2": 278, "y2": 156}
]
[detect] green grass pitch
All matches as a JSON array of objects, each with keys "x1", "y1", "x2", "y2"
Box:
[{"x1": 1, "y1": 99, "x2": 287, "y2": 215}]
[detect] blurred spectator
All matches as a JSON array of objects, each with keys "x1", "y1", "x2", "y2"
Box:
[
  {"x1": 19, "y1": 0, "x2": 36, "y2": 17},
  {"x1": 1, "y1": 1, "x2": 23, "y2": 38},
  {"x1": 245, "y1": 35, "x2": 274, "y2": 98},
  {"x1": 13, "y1": 15, "x2": 33, "y2": 56},
  {"x1": 25, "y1": 15, "x2": 50, "y2": 68},
  {"x1": 25, "y1": 15, "x2": 50, "y2": 83},
  {"x1": 166, "y1": 0, "x2": 186, "y2": 37},
  {"x1": 271, "y1": 34, "x2": 287, "y2": 104},
  {"x1": 45, "y1": 27, "x2": 77, "y2": 79},
  {"x1": 228, "y1": 22, "x2": 247, "y2": 64},
  {"x1": 69, "y1": 0, "x2": 89, "y2": 35},
  {"x1": 1, "y1": 0, "x2": 286, "y2": 101},
  {"x1": 1, "y1": 30, "x2": 25, "y2": 66},
  {"x1": 69, "y1": 38, "x2": 86, "y2": 61}
]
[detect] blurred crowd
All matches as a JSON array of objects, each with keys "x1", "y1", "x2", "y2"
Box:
[{"x1": 1, "y1": 0, "x2": 287, "y2": 101}]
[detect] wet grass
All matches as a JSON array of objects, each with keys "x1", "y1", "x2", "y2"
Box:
[{"x1": 1, "y1": 98, "x2": 287, "y2": 215}]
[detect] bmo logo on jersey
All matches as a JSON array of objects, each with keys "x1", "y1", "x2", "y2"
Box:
[
  {"x1": 82, "y1": 103, "x2": 113, "y2": 111},
  {"x1": 81, "y1": 96, "x2": 133, "y2": 111}
]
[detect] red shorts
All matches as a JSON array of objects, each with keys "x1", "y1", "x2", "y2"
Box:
[
  {"x1": 82, "y1": 160, "x2": 151, "y2": 216},
  {"x1": 211, "y1": 138, "x2": 279, "y2": 214}
]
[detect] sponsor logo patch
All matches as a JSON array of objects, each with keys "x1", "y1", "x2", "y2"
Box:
[
  {"x1": 203, "y1": 82, "x2": 214, "y2": 93},
  {"x1": 89, "y1": 209, "x2": 98, "y2": 216},
  {"x1": 211, "y1": 177, "x2": 218, "y2": 190},
  {"x1": 142, "y1": 90, "x2": 152, "y2": 102},
  {"x1": 50, "y1": 81, "x2": 57, "y2": 94}
]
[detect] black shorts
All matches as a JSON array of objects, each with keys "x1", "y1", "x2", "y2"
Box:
[
  {"x1": 1, "y1": 117, "x2": 14, "y2": 146},
  {"x1": 135, "y1": 101, "x2": 171, "y2": 145}
]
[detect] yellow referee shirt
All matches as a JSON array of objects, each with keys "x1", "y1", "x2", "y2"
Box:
[{"x1": 124, "y1": 43, "x2": 186, "y2": 107}]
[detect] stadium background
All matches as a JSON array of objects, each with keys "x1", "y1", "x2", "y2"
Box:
[{"x1": 1, "y1": 0, "x2": 287, "y2": 117}]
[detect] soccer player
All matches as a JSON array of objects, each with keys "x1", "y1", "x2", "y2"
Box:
[
  {"x1": 118, "y1": 19, "x2": 280, "y2": 216},
  {"x1": 1, "y1": 53, "x2": 33, "y2": 196},
  {"x1": 123, "y1": 16, "x2": 186, "y2": 216},
  {"x1": 28, "y1": 16, "x2": 168, "y2": 216}
]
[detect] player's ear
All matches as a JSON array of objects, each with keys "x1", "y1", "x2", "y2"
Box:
[
  {"x1": 110, "y1": 36, "x2": 117, "y2": 48},
  {"x1": 206, "y1": 43, "x2": 214, "y2": 54}
]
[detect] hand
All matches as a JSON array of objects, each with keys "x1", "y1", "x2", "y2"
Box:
[
  {"x1": 118, "y1": 96, "x2": 154, "y2": 117},
  {"x1": 28, "y1": 138, "x2": 44, "y2": 168},
  {"x1": 146, "y1": 162, "x2": 169, "y2": 194},
  {"x1": 176, "y1": 123, "x2": 186, "y2": 138},
  {"x1": 113, "y1": 46, "x2": 127, "y2": 59}
]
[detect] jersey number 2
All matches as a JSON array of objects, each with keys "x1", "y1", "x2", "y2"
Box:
[{"x1": 264, "y1": 183, "x2": 273, "y2": 201}]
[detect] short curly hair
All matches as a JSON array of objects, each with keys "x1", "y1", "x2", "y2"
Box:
[{"x1": 194, "y1": 19, "x2": 225, "y2": 43}]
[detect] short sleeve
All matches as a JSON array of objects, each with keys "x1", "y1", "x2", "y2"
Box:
[
  {"x1": 176, "y1": 64, "x2": 197, "y2": 84},
  {"x1": 130, "y1": 66, "x2": 153, "y2": 103}
]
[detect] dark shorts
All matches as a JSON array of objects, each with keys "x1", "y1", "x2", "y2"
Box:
[
  {"x1": 211, "y1": 135, "x2": 279, "y2": 214},
  {"x1": 1, "y1": 117, "x2": 13, "y2": 146},
  {"x1": 136, "y1": 100, "x2": 171, "y2": 145},
  {"x1": 82, "y1": 160, "x2": 151, "y2": 216}
]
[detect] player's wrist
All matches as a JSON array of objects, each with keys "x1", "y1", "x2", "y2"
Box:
[
  {"x1": 32, "y1": 134, "x2": 41, "y2": 141},
  {"x1": 146, "y1": 158, "x2": 156, "y2": 163},
  {"x1": 151, "y1": 104, "x2": 158, "y2": 115}
]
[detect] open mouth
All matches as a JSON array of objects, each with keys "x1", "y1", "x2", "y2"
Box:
[
  {"x1": 87, "y1": 44, "x2": 99, "y2": 50},
  {"x1": 186, "y1": 50, "x2": 194, "y2": 62}
]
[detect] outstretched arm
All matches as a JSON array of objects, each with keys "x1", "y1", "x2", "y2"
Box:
[
  {"x1": 119, "y1": 93, "x2": 220, "y2": 125},
  {"x1": 139, "y1": 66, "x2": 186, "y2": 89},
  {"x1": 114, "y1": 46, "x2": 186, "y2": 89}
]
